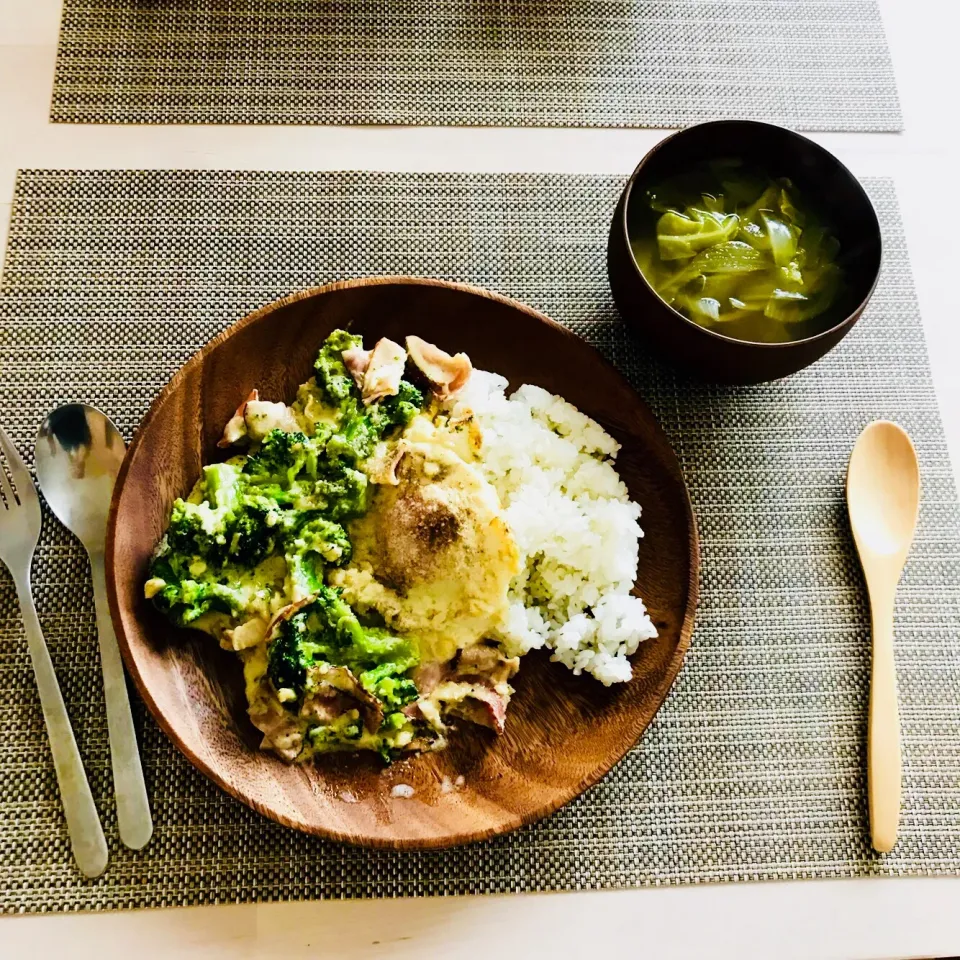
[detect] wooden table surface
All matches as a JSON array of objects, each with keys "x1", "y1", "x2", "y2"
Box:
[{"x1": 1, "y1": 0, "x2": 959, "y2": 956}]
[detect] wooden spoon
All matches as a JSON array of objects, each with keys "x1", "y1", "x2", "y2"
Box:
[{"x1": 847, "y1": 420, "x2": 921, "y2": 853}]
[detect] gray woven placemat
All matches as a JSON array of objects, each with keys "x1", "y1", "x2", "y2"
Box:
[
  {"x1": 1, "y1": 171, "x2": 958, "y2": 914},
  {"x1": 50, "y1": 1, "x2": 902, "y2": 130}
]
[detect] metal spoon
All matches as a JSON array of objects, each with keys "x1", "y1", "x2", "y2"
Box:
[
  {"x1": 35, "y1": 404, "x2": 153, "y2": 850},
  {"x1": 847, "y1": 420, "x2": 921, "y2": 853}
]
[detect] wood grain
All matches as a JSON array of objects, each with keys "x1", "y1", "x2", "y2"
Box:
[{"x1": 105, "y1": 278, "x2": 699, "y2": 849}]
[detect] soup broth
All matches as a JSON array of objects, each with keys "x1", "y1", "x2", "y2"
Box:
[{"x1": 629, "y1": 159, "x2": 845, "y2": 344}]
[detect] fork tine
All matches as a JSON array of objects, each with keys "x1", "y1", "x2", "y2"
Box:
[
  {"x1": 0, "y1": 424, "x2": 29, "y2": 504},
  {"x1": 0, "y1": 455, "x2": 14, "y2": 507}
]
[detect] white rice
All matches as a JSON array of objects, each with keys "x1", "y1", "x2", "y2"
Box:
[{"x1": 448, "y1": 371, "x2": 658, "y2": 685}]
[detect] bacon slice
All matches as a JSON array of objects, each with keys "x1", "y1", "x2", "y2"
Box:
[
  {"x1": 455, "y1": 643, "x2": 519, "y2": 686},
  {"x1": 248, "y1": 697, "x2": 303, "y2": 761},
  {"x1": 307, "y1": 664, "x2": 384, "y2": 733},
  {"x1": 341, "y1": 338, "x2": 408, "y2": 403},
  {"x1": 405, "y1": 336, "x2": 472, "y2": 399},
  {"x1": 218, "y1": 389, "x2": 259, "y2": 448},
  {"x1": 413, "y1": 643, "x2": 519, "y2": 737},
  {"x1": 447, "y1": 685, "x2": 509, "y2": 735},
  {"x1": 218, "y1": 390, "x2": 301, "y2": 448},
  {"x1": 359, "y1": 337, "x2": 407, "y2": 404},
  {"x1": 242, "y1": 400, "x2": 301, "y2": 441},
  {"x1": 342, "y1": 346, "x2": 371, "y2": 390}
]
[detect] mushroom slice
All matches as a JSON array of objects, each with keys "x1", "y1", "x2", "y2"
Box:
[
  {"x1": 342, "y1": 346, "x2": 371, "y2": 390},
  {"x1": 264, "y1": 595, "x2": 316, "y2": 641},
  {"x1": 218, "y1": 389, "x2": 259, "y2": 448},
  {"x1": 360, "y1": 337, "x2": 407, "y2": 404},
  {"x1": 405, "y1": 336, "x2": 472, "y2": 399}
]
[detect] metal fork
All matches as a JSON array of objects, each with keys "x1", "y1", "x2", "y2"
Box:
[{"x1": 0, "y1": 424, "x2": 108, "y2": 878}]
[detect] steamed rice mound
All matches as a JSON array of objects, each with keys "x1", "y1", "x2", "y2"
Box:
[{"x1": 448, "y1": 371, "x2": 657, "y2": 686}]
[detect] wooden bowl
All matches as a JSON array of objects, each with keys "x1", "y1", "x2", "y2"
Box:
[
  {"x1": 608, "y1": 120, "x2": 883, "y2": 384},
  {"x1": 106, "y1": 277, "x2": 699, "y2": 848}
]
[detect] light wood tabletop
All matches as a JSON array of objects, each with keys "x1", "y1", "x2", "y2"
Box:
[{"x1": 1, "y1": 0, "x2": 959, "y2": 956}]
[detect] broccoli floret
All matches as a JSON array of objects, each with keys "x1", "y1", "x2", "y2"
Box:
[
  {"x1": 152, "y1": 576, "x2": 248, "y2": 628},
  {"x1": 166, "y1": 494, "x2": 279, "y2": 571},
  {"x1": 266, "y1": 587, "x2": 419, "y2": 707},
  {"x1": 265, "y1": 588, "x2": 362, "y2": 698},
  {"x1": 314, "y1": 329, "x2": 363, "y2": 404},
  {"x1": 266, "y1": 587, "x2": 358, "y2": 700},
  {"x1": 303, "y1": 584, "x2": 369, "y2": 650},
  {"x1": 165, "y1": 499, "x2": 230, "y2": 566},
  {"x1": 201, "y1": 462, "x2": 242, "y2": 510},
  {"x1": 267, "y1": 611, "x2": 313, "y2": 695},
  {"x1": 226, "y1": 501, "x2": 279, "y2": 567},
  {"x1": 324, "y1": 383, "x2": 424, "y2": 468},
  {"x1": 243, "y1": 429, "x2": 315, "y2": 487},
  {"x1": 284, "y1": 551, "x2": 324, "y2": 598},
  {"x1": 308, "y1": 461, "x2": 368, "y2": 520},
  {"x1": 283, "y1": 512, "x2": 351, "y2": 566},
  {"x1": 243, "y1": 482, "x2": 295, "y2": 507},
  {"x1": 368, "y1": 380, "x2": 424, "y2": 433},
  {"x1": 281, "y1": 513, "x2": 350, "y2": 597},
  {"x1": 324, "y1": 402, "x2": 380, "y2": 465},
  {"x1": 359, "y1": 663, "x2": 418, "y2": 709}
]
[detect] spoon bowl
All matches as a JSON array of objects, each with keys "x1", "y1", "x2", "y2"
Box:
[
  {"x1": 35, "y1": 403, "x2": 153, "y2": 851},
  {"x1": 847, "y1": 419, "x2": 921, "y2": 854},
  {"x1": 35, "y1": 404, "x2": 126, "y2": 551},
  {"x1": 848, "y1": 421, "x2": 921, "y2": 559}
]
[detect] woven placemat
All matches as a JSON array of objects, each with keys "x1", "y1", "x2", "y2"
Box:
[
  {"x1": 1, "y1": 171, "x2": 958, "y2": 914},
  {"x1": 50, "y1": 1, "x2": 902, "y2": 130}
]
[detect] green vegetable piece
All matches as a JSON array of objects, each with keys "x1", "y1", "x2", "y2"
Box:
[
  {"x1": 777, "y1": 262, "x2": 804, "y2": 290},
  {"x1": 760, "y1": 211, "x2": 800, "y2": 267},
  {"x1": 310, "y1": 463, "x2": 368, "y2": 520},
  {"x1": 676, "y1": 294, "x2": 721, "y2": 324},
  {"x1": 266, "y1": 586, "x2": 420, "y2": 710},
  {"x1": 693, "y1": 241, "x2": 766, "y2": 275},
  {"x1": 325, "y1": 383, "x2": 424, "y2": 468},
  {"x1": 778, "y1": 185, "x2": 806, "y2": 227},
  {"x1": 698, "y1": 274, "x2": 744, "y2": 302},
  {"x1": 700, "y1": 193, "x2": 725, "y2": 214},
  {"x1": 359, "y1": 664, "x2": 419, "y2": 709},
  {"x1": 732, "y1": 275, "x2": 779, "y2": 310},
  {"x1": 227, "y1": 502, "x2": 279, "y2": 566},
  {"x1": 739, "y1": 185, "x2": 780, "y2": 224},
  {"x1": 267, "y1": 613, "x2": 314, "y2": 695},
  {"x1": 242, "y1": 429, "x2": 313, "y2": 488},
  {"x1": 369, "y1": 380, "x2": 424, "y2": 432},
  {"x1": 202, "y1": 462, "x2": 242, "y2": 511},
  {"x1": 283, "y1": 512, "x2": 351, "y2": 564},
  {"x1": 764, "y1": 290, "x2": 817, "y2": 323},
  {"x1": 151, "y1": 575, "x2": 251, "y2": 628},
  {"x1": 738, "y1": 219, "x2": 771, "y2": 252},
  {"x1": 165, "y1": 498, "x2": 229, "y2": 566},
  {"x1": 314, "y1": 329, "x2": 363, "y2": 403},
  {"x1": 656, "y1": 209, "x2": 739, "y2": 261},
  {"x1": 285, "y1": 551, "x2": 324, "y2": 598}
]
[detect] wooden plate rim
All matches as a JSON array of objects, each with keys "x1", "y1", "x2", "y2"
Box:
[{"x1": 105, "y1": 276, "x2": 700, "y2": 849}]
